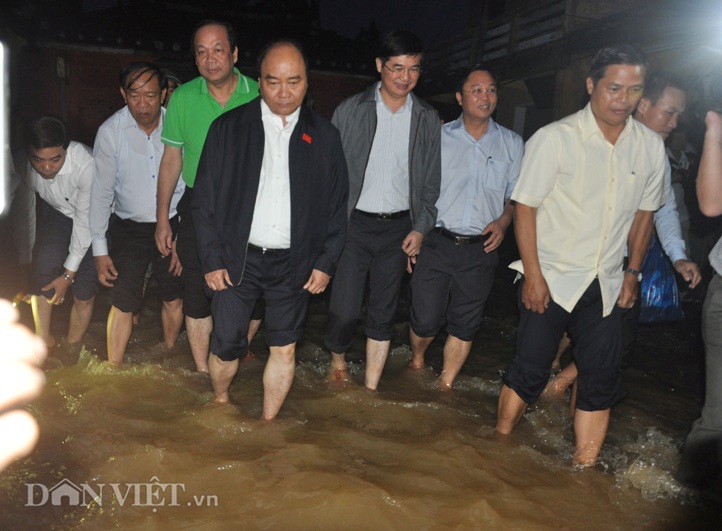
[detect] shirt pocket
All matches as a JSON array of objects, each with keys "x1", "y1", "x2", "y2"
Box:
[
  {"x1": 617, "y1": 171, "x2": 647, "y2": 215},
  {"x1": 484, "y1": 159, "x2": 509, "y2": 192}
]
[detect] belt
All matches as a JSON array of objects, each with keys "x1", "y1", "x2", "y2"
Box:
[
  {"x1": 247, "y1": 243, "x2": 289, "y2": 254},
  {"x1": 435, "y1": 227, "x2": 487, "y2": 245},
  {"x1": 354, "y1": 209, "x2": 409, "y2": 220}
]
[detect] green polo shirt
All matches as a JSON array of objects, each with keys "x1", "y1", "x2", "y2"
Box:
[{"x1": 161, "y1": 68, "x2": 259, "y2": 187}]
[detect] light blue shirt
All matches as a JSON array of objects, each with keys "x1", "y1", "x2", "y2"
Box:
[
  {"x1": 654, "y1": 160, "x2": 687, "y2": 264},
  {"x1": 624, "y1": 159, "x2": 686, "y2": 263},
  {"x1": 90, "y1": 106, "x2": 185, "y2": 256},
  {"x1": 436, "y1": 115, "x2": 523, "y2": 235},
  {"x1": 355, "y1": 82, "x2": 412, "y2": 213}
]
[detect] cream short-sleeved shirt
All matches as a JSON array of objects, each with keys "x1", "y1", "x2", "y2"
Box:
[{"x1": 509, "y1": 103, "x2": 666, "y2": 316}]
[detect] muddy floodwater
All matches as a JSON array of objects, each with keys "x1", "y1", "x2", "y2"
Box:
[{"x1": 1, "y1": 267, "x2": 721, "y2": 529}]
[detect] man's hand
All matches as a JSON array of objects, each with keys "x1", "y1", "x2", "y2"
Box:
[
  {"x1": 41, "y1": 275, "x2": 71, "y2": 305},
  {"x1": 616, "y1": 274, "x2": 639, "y2": 309},
  {"x1": 482, "y1": 219, "x2": 508, "y2": 253},
  {"x1": 521, "y1": 275, "x2": 550, "y2": 314},
  {"x1": 168, "y1": 240, "x2": 183, "y2": 277},
  {"x1": 674, "y1": 259, "x2": 702, "y2": 289},
  {"x1": 406, "y1": 255, "x2": 416, "y2": 274},
  {"x1": 155, "y1": 219, "x2": 173, "y2": 257},
  {"x1": 705, "y1": 109, "x2": 722, "y2": 137},
  {"x1": 402, "y1": 230, "x2": 423, "y2": 258},
  {"x1": 205, "y1": 269, "x2": 231, "y2": 291},
  {"x1": 303, "y1": 269, "x2": 330, "y2": 294},
  {"x1": 95, "y1": 255, "x2": 118, "y2": 288}
]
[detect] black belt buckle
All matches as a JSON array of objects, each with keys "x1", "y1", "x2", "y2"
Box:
[
  {"x1": 435, "y1": 227, "x2": 486, "y2": 245},
  {"x1": 248, "y1": 243, "x2": 286, "y2": 254},
  {"x1": 354, "y1": 209, "x2": 408, "y2": 221}
]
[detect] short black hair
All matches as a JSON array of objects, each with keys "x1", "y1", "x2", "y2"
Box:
[
  {"x1": 642, "y1": 71, "x2": 686, "y2": 105},
  {"x1": 455, "y1": 65, "x2": 497, "y2": 94},
  {"x1": 25, "y1": 116, "x2": 69, "y2": 150},
  {"x1": 119, "y1": 61, "x2": 166, "y2": 91},
  {"x1": 376, "y1": 30, "x2": 424, "y2": 63},
  {"x1": 191, "y1": 19, "x2": 237, "y2": 55},
  {"x1": 588, "y1": 44, "x2": 648, "y2": 86},
  {"x1": 256, "y1": 39, "x2": 308, "y2": 73}
]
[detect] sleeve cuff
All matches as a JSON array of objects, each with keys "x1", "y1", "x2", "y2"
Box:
[
  {"x1": 92, "y1": 239, "x2": 109, "y2": 257},
  {"x1": 63, "y1": 255, "x2": 82, "y2": 273}
]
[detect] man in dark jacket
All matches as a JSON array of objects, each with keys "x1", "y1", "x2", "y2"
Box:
[{"x1": 192, "y1": 40, "x2": 348, "y2": 420}]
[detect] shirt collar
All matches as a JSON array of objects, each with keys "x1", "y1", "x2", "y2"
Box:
[
  {"x1": 121, "y1": 105, "x2": 164, "y2": 135},
  {"x1": 260, "y1": 98, "x2": 301, "y2": 129},
  {"x1": 200, "y1": 67, "x2": 248, "y2": 95},
  {"x1": 449, "y1": 113, "x2": 498, "y2": 137},
  {"x1": 51, "y1": 142, "x2": 76, "y2": 180},
  {"x1": 579, "y1": 102, "x2": 636, "y2": 142},
  {"x1": 374, "y1": 81, "x2": 412, "y2": 113}
]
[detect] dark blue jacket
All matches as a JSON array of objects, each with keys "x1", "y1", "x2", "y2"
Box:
[{"x1": 192, "y1": 97, "x2": 349, "y2": 287}]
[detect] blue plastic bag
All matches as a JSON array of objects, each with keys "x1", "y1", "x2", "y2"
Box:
[{"x1": 639, "y1": 233, "x2": 684, "y2": 323}]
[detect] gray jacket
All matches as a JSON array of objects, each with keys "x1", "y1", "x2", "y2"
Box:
[{"x1": 331, "y1": 84, "x2": 441, "y2": 236}]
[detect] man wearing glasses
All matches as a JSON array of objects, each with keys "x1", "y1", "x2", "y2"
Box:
[
  {"x1": 324, "y1": 30, "x2": 441, "y2": 389},
  {"x1": 408, "y1": 67, "x2": 523, "y2": 390}
]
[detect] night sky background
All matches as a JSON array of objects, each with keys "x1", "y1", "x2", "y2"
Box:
[{"x1": 318, "y1": 0, "x2": 469, "y2": 47}]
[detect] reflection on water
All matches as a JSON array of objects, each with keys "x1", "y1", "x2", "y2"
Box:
[{"x1": 1, "y1": 280, "x2": 720, "y2": 529}]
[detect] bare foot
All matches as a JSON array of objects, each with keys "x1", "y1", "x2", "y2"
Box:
[
  {"x1": 572, "y1": 445, "x2": 600, "y2": 467},
  {"x1": 438, "y1": 379, "x2": 453, "y2": 392},
  {"x1": 191, "y1": 360, "x2": 208, "y2": 374},
  {"x1": 212, "y1": 393, "x2": 230, "y2": 405},
  {"x1": 328, "y1": 367, "x2": 350, "y2": 384},
  {"x1": 408, "y1": 357, "x2": 424, "y2": 370}
]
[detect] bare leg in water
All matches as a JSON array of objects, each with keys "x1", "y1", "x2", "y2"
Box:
[
  {"x1": 262, "y1": 343, "x2": 296, "y2": 420},
  {"x1": 365, "y1": 338, "x2": 390, "y2": 390}
]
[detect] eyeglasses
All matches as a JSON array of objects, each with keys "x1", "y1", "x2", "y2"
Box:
[
  {"x1": 383, "y1": 63, "x2": 422, "y2": 76},
  {"x1": 463, "y1": 87, "x2": 498, "y2": 97}
]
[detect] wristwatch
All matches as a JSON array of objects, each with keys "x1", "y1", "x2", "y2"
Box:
[{"x1": 624, "y1": 268, "x2": 643, "y2": 282}]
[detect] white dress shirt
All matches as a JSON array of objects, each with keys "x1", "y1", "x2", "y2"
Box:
[
  {"x1": 90, "y1": 106, "x2": 185, "y2": 256},
  {"x1": 248, "y1": 100, "x2": 300, "y2": 249},
  {"x1": 13, "y1": 141, "x2": 94, "y2": 272}
]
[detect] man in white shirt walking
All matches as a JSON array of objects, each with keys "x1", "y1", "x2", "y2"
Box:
[
  {"x1": 90, "y1": 62, "x2": 186, "y2": 366},
  {"x1": 192, "y1": 40, "x2": 348, "y2": 420}
]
